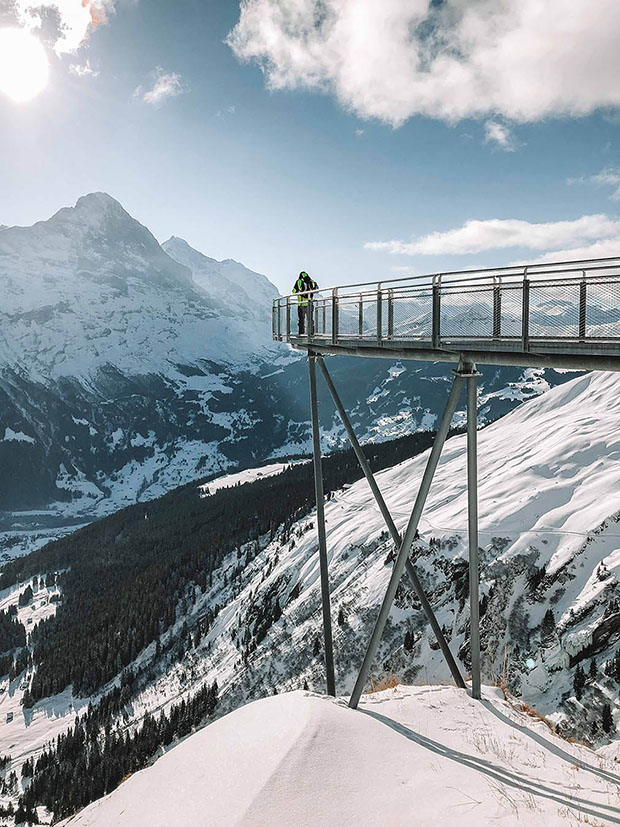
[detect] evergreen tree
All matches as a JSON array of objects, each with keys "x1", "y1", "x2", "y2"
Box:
[
  {"x1": 18, "y1": 585, "x2": 33, "y2": 607},
  {"x1": 404, "y1": 630, "x2": 415, "y2": 652},
  {"x1": 589, "y1": 658, "x2": 598, "y2": 681},
  {"x1": 573, "y1": 664, "x2": 586, "y2": 700},
  {"x1": 337, "y1": 607, "x2": 346, "y2": 626},
  {"x1": 541, "y1": 609, "x2": 556, "y2": 643},
  {"x1": 312, "y1": 636, "x2": 321, "y2": 657},
  {"x1": 602, "y1": 703, "x2": 614, "y2": 734}
]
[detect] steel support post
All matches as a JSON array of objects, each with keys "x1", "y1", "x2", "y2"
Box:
[
  {"x1": 308, "y1": 352, "x2": 336, "y2": 696},
  {"x1": 349, "y1": 372, "x2": 465, "y2": 709},
  {"x1": 317, "y1": 356, "x2": 465, "y2": 689},
  {"x1": 464, "y1": 363, "x2": 481, "y2": 699}
]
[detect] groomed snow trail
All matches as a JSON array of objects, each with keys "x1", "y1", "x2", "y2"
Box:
[{"x1": 60, "y1": 686, "x2": 620, "y2": 826}]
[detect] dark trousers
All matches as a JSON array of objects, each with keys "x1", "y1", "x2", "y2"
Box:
[{"x1": 298, "y1": 304, "x2": 307, "y2": 334}]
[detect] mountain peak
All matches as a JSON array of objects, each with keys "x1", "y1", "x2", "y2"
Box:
[
  {"x1": 74, "y1": 191, "x2": 125, "y2": 213},
  {"x1": 47, "y1": 191, "x2": 133, "y2": 231}
]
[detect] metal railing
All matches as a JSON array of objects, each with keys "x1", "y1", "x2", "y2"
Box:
[{"x1": 273, "y1": 257, "x2": 620, "y2": 354}]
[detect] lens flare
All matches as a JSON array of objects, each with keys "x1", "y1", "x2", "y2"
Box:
[{"x1": 0, "y1": 28, "x2": 49, "y2": 103}]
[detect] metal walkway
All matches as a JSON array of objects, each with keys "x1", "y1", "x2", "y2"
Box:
[
  {"x1": 273, "y1": 256, "x2": 620, "y2": 371},
  {"x1": 271, "y1": 257, "x2": 620, "y2": 707}
]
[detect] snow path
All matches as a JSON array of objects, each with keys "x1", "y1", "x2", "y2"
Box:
[
  {"x1": 198, "y1": 460, "x2": 308, "y2": 497},
  {"x1": 60, "y1": 685, "x2": 620, "y2": 826}
]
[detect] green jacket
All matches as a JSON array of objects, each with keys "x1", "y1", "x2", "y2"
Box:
[{"x1": 293, "y1": 277, "x2": 318, "y2": 305}]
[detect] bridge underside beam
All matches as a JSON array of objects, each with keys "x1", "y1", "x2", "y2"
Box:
[{"x1": 293, "y1": 342, "x2": 620, "y2": 373}]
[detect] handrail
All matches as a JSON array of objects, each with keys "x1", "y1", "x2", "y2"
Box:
[
  {"x1": 272, "y1": 256, "x2": 620, "y2": 362},
  {"x1": 276, "y1": 255, "x2": 620, "y2": 301}
]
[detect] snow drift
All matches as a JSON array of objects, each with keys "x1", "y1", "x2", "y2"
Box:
[{"x1": 60, "y1": 686, "x2": 620, "y2": 826}]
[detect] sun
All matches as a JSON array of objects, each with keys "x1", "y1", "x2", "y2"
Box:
[{"x1": 0, "y1": 28, "x2": 49, "y2": 103}]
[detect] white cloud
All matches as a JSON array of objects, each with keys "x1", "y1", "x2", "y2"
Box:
[
  {"x1": 524, "y1": 237, "x2": 620, "y2": 264},
  {"x1": 13, "y1": 0, "x2": 115, "y2": 56},
  {"x1": 137, "y1": 70, "x2": 187, "y2": 106},
  {"x1": 568, "y1": 167, "x2": 620, "y2": 202},
  {"x1": 366, "y1": 215, "x2": 620, "y2": 256},
  {"x1": 69, "y1": 59, "x2": 99, "y2": 77},
  {"x1": 484, "y1": 120, "x2": 516, "y2": 152},
  {"x1": 228, "y1": 0, "x2": 620, "y2": 126}
]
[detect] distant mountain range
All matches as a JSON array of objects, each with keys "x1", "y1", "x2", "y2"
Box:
[{"x1": 0, "y1": 194, "x2": 578, "y2": 556}]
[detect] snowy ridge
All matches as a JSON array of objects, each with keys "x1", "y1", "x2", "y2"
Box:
[{"x1": 59, "y1": 687, "x2": 620, "y2": 826}]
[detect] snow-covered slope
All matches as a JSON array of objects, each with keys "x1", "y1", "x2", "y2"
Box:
[
  {"x1": 0, "y1": 193, "x2": 277, "y2": 378},
  {"x1": 6, "y1": 369, "x2": 620, "y2": 820},
  {"x1": 162, "y1": 235, "x2": 277, "y2": 321},
  {"x1": 60, "y1": 687, "x2": 620, "y2": 827},
  {"x1": 113, "y1": 369, "x2": 620, "y2": 745}
]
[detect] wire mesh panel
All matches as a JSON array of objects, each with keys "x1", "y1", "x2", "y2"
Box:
[
  {"x1": 390, "y1": 288, "x2": 433, "y2": 338},
  {"x1": 586, "y1": 279, "x2": 620, "y2": 337},
  {"x1": 440, "y1": 285, "x2": 495, "y2": 338},
  {"x1": 497, "y1": 284, "x2": 522, "y2": 338},
  {"x1": 278, "y1": 299, "x2": 288, "y2": 339},
  {"x1": 529, "y1": 280, "x2": 581, "y2": 338},
  {"x1": 310, "y1": 297, "x2": 330, "y2": 337},
  {"x1": 361, "y1": 295, "x2": 378, "y2": 338},
  {"x1": 336, "y1": 294, "x2": 363, "y2": 337}
]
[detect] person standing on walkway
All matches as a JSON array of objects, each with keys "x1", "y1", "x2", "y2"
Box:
[{"x1": 292, "y1": 271, "x2": 318, "y2": 335}]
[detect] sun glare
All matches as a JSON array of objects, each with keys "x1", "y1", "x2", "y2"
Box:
[{"x1": 0, "y1": 28, "x2": 49, "y2": 103}]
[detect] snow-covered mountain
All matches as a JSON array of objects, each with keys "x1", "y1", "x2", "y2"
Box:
[
  {"x1": 0, "y1": 193, "x2": 290, "y2": 535},
  {"x1": 162, "y1": 235, "x2": 277, "y2": 321},
  {"x1": 0, "y1": 193, "x2": 576, "y2": 557},
  {"x1": 57, "y1": 687, "x2": 620, "y2": 827},
  {"x1": 0, "y1": 193, "x2": 278, "y2": 377},
  {"x1": 4, "y1": 366, "x2": 620, "y2": 825}
]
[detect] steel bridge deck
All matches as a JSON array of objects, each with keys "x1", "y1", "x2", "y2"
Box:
[{"x1": 274, "y1": 256, "x2": 620, "y2": 371}]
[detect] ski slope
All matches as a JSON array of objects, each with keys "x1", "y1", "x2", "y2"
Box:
[{"x1": 60, "y1": 685, "x2": 620, "y2": 826}]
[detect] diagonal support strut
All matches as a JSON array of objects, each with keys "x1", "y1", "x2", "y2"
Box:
[
  {"x1": 308, "y1": 352, "x2": 336, "y2": 696},
  {"x1": 317, "y1": 355, "x2": 465, "y2": 690},
  {"x1": 349, "y1": 369, "x2": 466, "y2": 709}
]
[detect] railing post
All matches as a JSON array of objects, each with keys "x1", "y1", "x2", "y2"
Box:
[
  {"x1": 276, "y1": 300, "x2": 281, "y2": 340},
  {"x1": 387, "y1": 289, "x2": 394, "y2": 339},
  {"x1": 377, "y1": 284, "x2": 383, "y2": 343},
  {"x1": 331, "y1": 288, "x2": 339, "y2": 345},
  {"x1": 521, "y1": 269, "x2": 530, "y2": 351},
  {"x1": 432, "y1": 276, "x2": 441, "y2": 349},
  {"x1": 286, "y1": 296, "x2": 291, "y2": 339},
  {"x1": 358, "y1": 293, "x2": 363, "y2": 337},
  {"x1": 322, "y1": 301, "x2": 326, "y2": 336},
  {"x1": 579, "y1": 272, "x2": 587, "y2": 341},
  {"x1": 493, "y1": 280, "x2": 501, "y2": 339}
]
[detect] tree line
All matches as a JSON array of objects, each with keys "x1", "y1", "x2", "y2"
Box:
[{"x1": 0, "y1": 429, "x2": 440, "y2": 704}]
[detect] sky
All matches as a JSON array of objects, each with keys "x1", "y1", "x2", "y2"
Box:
[{"x1": 0, "y1": 0, "x2": 619, "y2": 295}]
